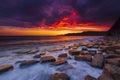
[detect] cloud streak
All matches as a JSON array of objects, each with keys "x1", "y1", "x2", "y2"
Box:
[{"x1": 0, "y1": 0, "x2": 120, "y2": 28}]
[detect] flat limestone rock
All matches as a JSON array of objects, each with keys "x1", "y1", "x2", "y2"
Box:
[
  {"x1": 26, "y1": 49, "x2": 39, "y2": 54},
  {"x1": 105, "y1": 58, "x2": 120, "y2": 67},
  {"x1": 40, "y1": 51, "x2": 46, "y2": 55},
  {"x1": 40, "y1": 56, "x2": 56, "y2": 63},
  {"x1": 69, "y1": 50, "x2": 81, "y2": 55},
  {"x1": 88, "y1": 50, "x2": 97, "y2": 56},
  {"x1": 98, "y1": 70, "x2": 113, "y2": 80},
  {"x1": 104, "y1": 64, "x2": 120, "y2": 80},
  {"x1": 58, "y1": 53, "x2": 68, "y2": 58},
  {"x1": 54, "y1": 58, "x2": 67, "y2": 65},
  {"x1": 20, "y1": 60, "x2": 39, "y2": 67},
  {"x1": 16, "y1": 49, "x2": 39, "y2": 54},
  {"x1": 49, "y1": 73, "x2": 70, "y2": 80},
  {"x1": 33, "y1": 54, "x2": 41, "y2": 58},
  {"x1": 91, "y1": 54, "x2": 104, "y2": 68},
  {"x1": 0, "y1": 64, "x2": 13, "y2": 73},
  {"x1": 48, "y1": 47, "x2": 63, "y2": 52},
  {"x1": 115, "y1": 49, "x2": 120, "y2": 54},
  {"x1": 104, "y1": 54, "x2": 120, "y2": 59},
  {"x1": 75, "y1": 54, "x2": 92, "y2": 61}
]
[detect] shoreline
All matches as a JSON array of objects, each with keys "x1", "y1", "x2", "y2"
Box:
[{"x1": 0, "y1": 36, "x2": 119, "y2": 80}]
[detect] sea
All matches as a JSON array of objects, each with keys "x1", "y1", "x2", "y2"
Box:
[{"x1": 0, "y1": 36, "x2": 103, "y2": 80}]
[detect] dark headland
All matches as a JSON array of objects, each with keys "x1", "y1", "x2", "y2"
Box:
[
  {"x1": 63, "y1": 17, "x2": 120, "y2": 36},
  {"x1": 108, "y1": 17, "x2": 120, "y2": 36},
  {"x1": 63, "y1": 31, "x2": 107, "y2": 36}
]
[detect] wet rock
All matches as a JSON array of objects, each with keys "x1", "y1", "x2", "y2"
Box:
[
  {"x1": 48, "y1": 47, "x2": 63, "y2": 52},
  {"x1": 20, "y1": 60, "x2": 39, "y2": 67},
  {"x1": 115, "y1": 49, "x2": 120, "y2": 54},
  {"x1": 58, "y1": 53, "x2": 68, "y2": 58},
  {"x1": 49, "y1": 73, "x2": 70, "y2": 80},
  {"x1": 91, "y1": 54, "x2": 104, "y2": 68},
  {"x1": 85, "y1": 75, "x2": 97, "y2": 80},
  {"x1": 72, "y1": 44, "x2": 79, "y2": 49},
  {"x1": 33, "y1": 54, "x2": 41, "y2": 58},
  {"x1": 0, "y1": 64, "x2": 13, "y2": 73},
  {"x1": 86, "y1": 43, "x2": 95, "y2": 48},
  {"x1": 82, "y1": 47, "x2": 88, "y2": 51},
  {"x1": 69, "y1": 50, "x2": 81, "y2": 55},
  {"x1": 79, "y1": 42, "x2": 87, "y2": 46},
  {"x1": 75, "y1": 54, "x2": 92, "y2": 61},
  {"x1": 105, "y1": 58, "x2": 120, "y2": 67},
  {"x1": 104, "y1": 54, "x2": 120, "y2": 59},
  {"x1": 40, "y1": 56, "x2": 56, "y2": 63},
  {"x1": 26, "y1": 49, "x2": 39, "y2": 54},
  {"x1": 67, "y1": 56, "x2": 72, "y2": 59},
  {"x1": 106, "y1": 50, "x2": 115, "y2": 54},
  {"x1": 16, "y1": 49, "x2": 39, "y2": 54},
  {"x1": 93, "y1": 45, "x2": 99, "y2": 48},
  {"x1": 97, "y1": 50, "x2": 103, "y2": 54},
  {"x1": 98, "y1": 69, "x2": 113, "y2": 80},
  {"x1": 99, "y1": 46, "x2": 109, "y2": 52},
  {"x1": 103, "y1": 64, "x2": 120, "y2": 80},
  {"x1": 54, "y1": 58, "x2": 67, "y2": 65},
  {"x1": 88, "y1": 50, "x2": 97, "y2": 56},
  {"x1": 57, "y1": 64, "x2": 74, "y2": 71},
  {"x1": 40, "y1": 51, "x2": 46, "y2": 55}
]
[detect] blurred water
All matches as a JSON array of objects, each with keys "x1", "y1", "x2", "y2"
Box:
[{"x1": 0, "y1": 36, "x2": 103, "y2": 80}]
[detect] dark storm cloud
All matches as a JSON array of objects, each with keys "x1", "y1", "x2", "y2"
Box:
[{"x1": 0, "y1": 0, "x2": 120, "y2": 27}]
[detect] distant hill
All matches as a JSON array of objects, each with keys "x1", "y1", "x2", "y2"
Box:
[
  {"x1": 108, "y1": 17, "x2": 120, "y2": 36},
  {"x1": 63, "y1": 31, "x2": 107, "y2": 36}
]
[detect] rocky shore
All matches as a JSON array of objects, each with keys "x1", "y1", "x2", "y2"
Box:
[{"x1": 0, "y1": 36, "x2": 120, "y2": 80}]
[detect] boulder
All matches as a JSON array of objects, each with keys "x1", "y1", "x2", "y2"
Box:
[
  {"x1": 85, "y1": 75, "x2": 97, "y2": 80},
  {"x1": 72, "y1": 44, "x2": 79, "y2": 49},
  {"x1": 16, "y1": 49, "x2": 39, "y2": 54},
  {"x1": 49, "y1": 73, "x2": 70, "y2": 80},
  {"x1": 115, "y1": 49, "x2": 120, "y2": 54},
  {"x1": 106, "y1": 50, "x2": 115, "y2": 54},
  {"x1": 69, "y1": 50, "x2": 81, "y2": 55},
  {"x1": 58, "y1": 53, "x2": 68, "y2": 58},
  {"x1": 20, "y1": 60, "x2": 39, "y2": 67},
  {"x1": 93, "y1": 45, "x2": 99, "y2": 48},
  {"x1": 103, "y1": 64, "x2": 120, "y2": 80},
  {"x1": 40, "y1": 51, "x2": 46, "y2": 55},
  {"x1": 67, "y1": 56, "x2": 72, "y2": 59},
  {"x1": 40, "y1": 56, "x2": 56, "y2": 63},
  {"x1": 33, "y1": 54, "x2": 41, "y2": 58},
  {"x1": 75, "y1": 54, "x2": 92, "y2": 61},
  {"x1": 82, "y1": 47, "x2": 88, "y2": 51},
  {"x1": 26, "y1": 49, "x2": 39, "y2": 54},
  {"x1": 104, "y1": 54, "x2": 120, "y2": 59},
  {"x1": 97, "y1": 50, "x2": 103, "y2": 54},
  {"x1": 105, "y1": 58, "x2": 120, "y2": 67},
  {"x1": 86, "y1": 43, "x2": 95, "y2": 48},
  {"x1": 91, "y1": 54, "x2": 104, "y2": 68},
  {"x1": 79, "y1": 43, "x2": 87, "y2": 46},
  {"x1": 0, "y1": 64, "x2": 13, "y2": 73},
  {"x1": 99, "y1": 46, "x2": 109, "y2": 52},
  {"x1": 54, "y1": 58, "x2": 67, "y2": 65},
  {"x1": 88, "y1": 50, "x2": 97, "y2": 56},
  {"x1": 98, "y1": 69, "x2": 113, "y2": 80},
  {"x1": 48, "y1": 47, "x2": 63, "y2": 52}
]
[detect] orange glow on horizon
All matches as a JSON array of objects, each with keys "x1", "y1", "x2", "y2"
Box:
[{"x1": 0, "y1": 12, "x2": 110, "y2": 36}]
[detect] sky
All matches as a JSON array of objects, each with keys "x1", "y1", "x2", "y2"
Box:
[{"x1": 0, "y1": 0, "x2": 120, "y2": 36}]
